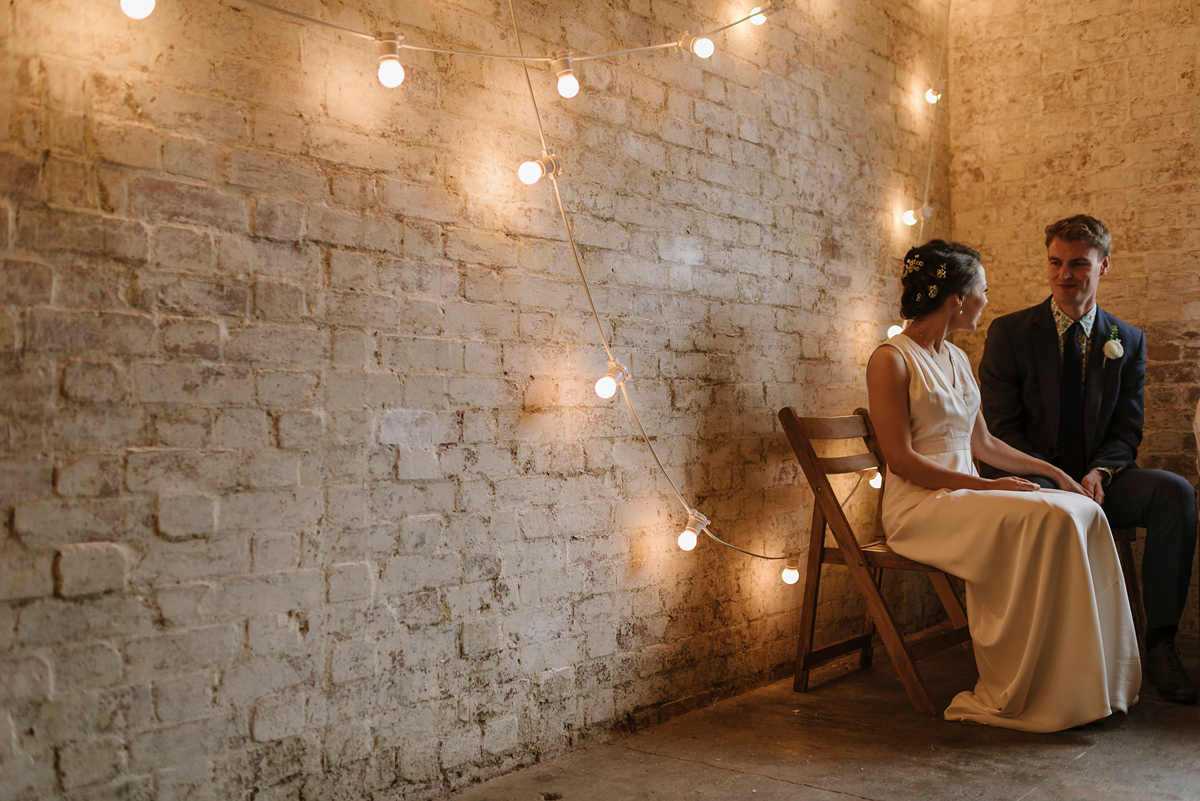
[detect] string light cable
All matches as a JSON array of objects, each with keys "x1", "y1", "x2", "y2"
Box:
[
  {"x1": 496, "y1": 0, "x2": 791, "y2": 565},
  {"x1": 118, "y1": 0, "x2": 897, "y2": 581},
  {"x1": 207, "y1": 1, "x2": 776, "y2": 92},
  {"x1": 903, "y1": 0, "x2": 953, "y2": 240}
]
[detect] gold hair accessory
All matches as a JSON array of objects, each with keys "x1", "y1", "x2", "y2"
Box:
[
  {"x1": 928, "y1": 285, "x2": 938, "y2": 298},
  {"x1": 903, "y1": 256, "x2": 924, "y2": 277},
  {"x1": 936, "y1": 265, "x2": 947, "y2": 278}
]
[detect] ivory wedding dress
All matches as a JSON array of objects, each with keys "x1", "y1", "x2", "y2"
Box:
[{"x1": 879, "y1": 333, "x2": 1141, "y2": 732}]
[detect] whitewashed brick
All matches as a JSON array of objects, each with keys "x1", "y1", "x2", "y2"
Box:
[
  {"x1": 57, "y1": 735, "x2": 125, "y2": 789},
  {"x1": 156, "y1": 582, "x2": 217, "y2": 627},
  {"x1": 481, "y1": 714, "x2": 519, "y2": 755},
  {"x1": 125, "y1": 625, "x2": 240, "y2": 680},
  {"x1": 331, "y1": 640, "x2": 377, "y2": 684},
  {"x1": 0, "y1": 654, "x2": 53, "y2": 702},
  {"x1": 54, "y1": 542, "x2": 130, "y2": 597},
  {"x1": 157, "y1": 494, "x2": 218, "y2": 541},
  {"x1": 327, "y1": 561, "x2": 375, "y2": 603},
  {"x1": 156, "y1": 760, "x2": 216, "y2": 801},
  {"x1": 154, "y1": 671, "x2": 218, "y2": 723},
  {"x1": 439, "y1": 726, "x2": 481, "y2": 768},
  {"x1": 325, "y1": 719, "x2": 374, "y2": 767},
  {"x1": 252, "y1": 531, "x2": 301, "y2": 571},
  {"x1": 277, "y1": 409, "x2": 324, "y2": 449},
  {"x1": 252, "y1": 693, "x2": 306, "y2": 742},
  {"x1": 219, "y1": 489, "x2": 322, "y2": 532},
  {"x1": 0, "y1": 552, "x2": 54, "y2": 602},
  {"x1": 56, "y1": 642, "x2": 123, "y2": 692},
  {"x1": 128, "y1": 715, "x2": 235, "y2": 771},
  {"x1": 217, "y1": 569, "x2": 323, "y2": 617},
  {"x1": 378, "y1": 409, "x2": 460, "y2": 446}
]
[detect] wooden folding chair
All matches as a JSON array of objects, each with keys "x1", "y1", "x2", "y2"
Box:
[{"x1": 778, "y1": 406, "x2": 973, "y2": 715}]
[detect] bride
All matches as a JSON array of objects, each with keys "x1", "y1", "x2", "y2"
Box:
[{"x1": 866, "y1": 239, "x2": 1140, "y2": 731}]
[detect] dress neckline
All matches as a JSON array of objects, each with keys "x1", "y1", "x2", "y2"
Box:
[{"x1": 900, "y1": 333, "x2": 959, "y2": 391}]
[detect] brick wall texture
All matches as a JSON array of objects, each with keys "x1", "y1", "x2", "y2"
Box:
[
  {"x1": 1, "y1": 0, "x2": 955, "y2": 798},
  {"x1": 949, "y1": 0, "x2": 1200, "y2": 632}
]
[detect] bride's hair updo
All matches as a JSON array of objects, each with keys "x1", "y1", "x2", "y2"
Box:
[{"x1": 899, "y1": 239, "x2": 983, "y2": 320}]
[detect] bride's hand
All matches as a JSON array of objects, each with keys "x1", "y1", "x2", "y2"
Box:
[{"x1": 989, "y1": 476, "x2": 1041, "y2": 492}]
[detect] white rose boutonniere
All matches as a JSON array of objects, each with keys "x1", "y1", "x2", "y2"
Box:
[{"x1": 1103, "y1": 324, "x2": 1124, "y2": 362}]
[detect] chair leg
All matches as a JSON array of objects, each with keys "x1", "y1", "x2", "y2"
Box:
[
  {"x1": 794, "y1": 537, "x2": 825, "y2": 692},
  {"x1": 860, "y1": 566, "x2": 883, "y2": 669},
  {"x1": 839, "y1": 551, "x2": 938, "y2": 715}
]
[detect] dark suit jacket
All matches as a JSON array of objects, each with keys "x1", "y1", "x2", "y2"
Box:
[{"x1": 978, "y1": 297, "x2": 1145, "y2": 477}]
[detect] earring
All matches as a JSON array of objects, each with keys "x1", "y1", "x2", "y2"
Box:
[{"x1": 957, "y1": 309, "x2": 963, "y2": 315}]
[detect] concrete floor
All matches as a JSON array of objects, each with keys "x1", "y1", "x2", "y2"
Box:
[{"x1": 452, "y1": 640, "x2": 1200, "y2": 800}]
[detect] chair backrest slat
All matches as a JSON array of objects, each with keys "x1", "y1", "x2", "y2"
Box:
[
  {"x1": 821, "y1": 452, "x2": 880, "y2": 475},
  {"x1": 796, "y1": 414, "x2": 867, "y2": 440}
]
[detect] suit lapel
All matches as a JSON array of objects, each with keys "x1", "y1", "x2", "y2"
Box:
[{"x1": 1033, "y1": 299, "x2": 1063, "y2": 441}]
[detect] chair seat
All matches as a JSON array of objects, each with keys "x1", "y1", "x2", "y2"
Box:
[{"x1": 823, "y1": 541, "x2": 947, "y2": 572}]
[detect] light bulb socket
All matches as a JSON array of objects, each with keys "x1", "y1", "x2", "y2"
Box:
[
  {"x1": 682, "y1": 510, "x2": 709, "y2": 537},
  {"x1": 532, "y1": 150, "x2": 562, "y2": 181},
  {"x1": 551, "y1": 49, "x2": 574, "y2": 80},
  {"x1": 922, "y1": 205, "x2": 934, "y2": 220},
  {"x1": 751, "y1": 6, "x2": 776, "y2": 22},
  {"x1": 603, "y1": 359, "x2": 630, "y2": 387},
  {"x1": 377, "y1": 32, "x2": 403, "y2": 62},
  {"x1": 783, "y1": 551, "x2": 800, "y2": 572}
]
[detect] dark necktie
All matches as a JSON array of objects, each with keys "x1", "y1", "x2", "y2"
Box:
[{"x1": 1059, "y1": 321, "x2": 1086, "y2": 479}]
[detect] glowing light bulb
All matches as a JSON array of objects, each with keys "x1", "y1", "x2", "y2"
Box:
[
  {"x1": 869, "y1": 471, "x2": 883, "y2": 489},
  {"x1": 902, "y1": 209, "x2": 918, "y2": 226},
  {"x1": 887, "y1": 325, "x2": 903, "y2": 339},
  {"x1": 376, "y1": 33, "x2": 405, "y2": 88},
  {"x1": 925, "y1": 87, "x2": 942, "y2": 104},
  {"x1": 552, "y1": 51, "x2": 579, "y2": 99},
  {"x1": 750, "y1": 6, "x2": 769, "y2": 24},
  {"x1": 595, "y1": 375, "x2": 616, "y2": 399},
  {"x1": 781, "y1": 552, "x2": 801, "y2": 584},
  {"x1": 557, "y1": 73, "x2": 580, "y2": 98},
  {"x1": 518, "y1": 151, "x2": 560, "y2": 186},
  {"x1": 519, "y1": 161, "x2": 544, "y2": 185},
  {"x1": 378, "y1": 59, "x2": 405, "y2": 88},
  {"x1": 120, "y1": 0, "x2": 155, "y2": 19},
  {"x1": 678, "y1": 511, "x2": 708, "y2": 552}
]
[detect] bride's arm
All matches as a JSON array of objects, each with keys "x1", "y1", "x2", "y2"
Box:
[
  {"x1": 970, "y1": 410, "x2": 1086, "y2": 494},
  {"x1": 867, "y1": 347, "x2": 1036, "y2": 493}
]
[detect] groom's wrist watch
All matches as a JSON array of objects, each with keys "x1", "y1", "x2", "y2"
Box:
[{"x1": 1095, "y1": 466, "x2": 1116, "y2": 486}]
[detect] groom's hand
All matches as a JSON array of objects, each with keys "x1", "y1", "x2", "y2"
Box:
[{"x1": 1081, "y1": 470, "x2": 1106, "y2": 504}]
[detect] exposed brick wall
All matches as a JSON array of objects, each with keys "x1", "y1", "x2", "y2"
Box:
[
  {"x1": 949, "y1": 0, "x2": 1200, "y2": 632},
  {"x1": 0, "y1": 0, "x2": 950, "y2": 797}
]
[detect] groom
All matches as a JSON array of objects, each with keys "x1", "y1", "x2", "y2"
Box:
[{"x1": 979, "y1": 214, "x2": 1199, "y2": 704}]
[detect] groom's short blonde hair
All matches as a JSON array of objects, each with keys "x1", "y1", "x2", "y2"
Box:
[{"x1": 1045, "y1": 214, "x2": 1112, "y2": 258}]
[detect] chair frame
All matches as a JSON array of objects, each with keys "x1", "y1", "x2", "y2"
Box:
[{"x1": 778, "y1": 406, "x2": 973, "y2": 715}]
